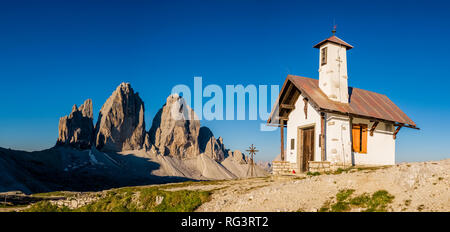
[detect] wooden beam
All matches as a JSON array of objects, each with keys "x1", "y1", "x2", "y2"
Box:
[
  {"x1": 370, "y1": 121, "x2": 379, "y2": 136},
  {"x1": 280, "y1": 119, "x2": 285, "y2": 161},
  {"x1": 349, "y1": 116, "x2": 354, "y2": 152},
  {"x1": 303, "y1": 98, "x2": 308, "y2": 119},
  {"x1": 320, "y1": 113, "x2": 326, "y2": 161},
  {"x1": 280, "y1": 104, "x2": 295, "y2": 110},
  {"x1": 319, "y1": 109, "x2": 419, "y2": 130},
  {"x1": 279, "y1": 83, "x2": 293, "y2": 105},
  {"x1": 393, "y1": 125, "x2": 402, "y2": 140},
  {"x1": 275, "y1": 116, "x2": 289, "y2": 122},
  {"x1": 271, "y1": 83, "x2": 297, "y2": 126},
  {"x1": 266, "y1": 124, "x2": 287, "y2": 128}
]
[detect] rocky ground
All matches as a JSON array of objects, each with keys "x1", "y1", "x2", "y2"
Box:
[
  {"x1": 195, "y1": 159, "x2": 450, "y2": 212},
  {"x1": 1, "y1": 159, "x2": 448, "y2": 212}
]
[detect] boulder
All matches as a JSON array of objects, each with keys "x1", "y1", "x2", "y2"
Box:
[
  {"x1": 57, "y1": 99, "x2": 94, "y2": 149},
  {"x1": 95, "y1": 83, "x2": 146, "y2": 152}
]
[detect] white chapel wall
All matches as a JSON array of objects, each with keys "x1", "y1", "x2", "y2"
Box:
[
  {"x1": 286, "y1": 102, "x2": 396, "y2": 168},
  {"x1": 286, "y1": 95, "x2": 321, "y2": 165},
  {"x1": 351, "y1": 118, "x2": 396, "y2": 165},
  {"x1": 325, "y1": 113, "x2": 352, "y2": 166}
]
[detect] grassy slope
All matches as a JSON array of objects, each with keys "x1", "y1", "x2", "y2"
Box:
[
  {"x1": 318, "y1": 189, "x2": 395, "y2": 212},
  {"x1": 24, "y1": 186, "x2": 211, "y2": 212}
]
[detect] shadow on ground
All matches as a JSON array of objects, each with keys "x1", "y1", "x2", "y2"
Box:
[{"x1": 0, "y1": 146, "x2": 196, "y2": 195}]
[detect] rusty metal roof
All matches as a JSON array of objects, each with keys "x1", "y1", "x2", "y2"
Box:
[
  {"x1": 313, "y1": 35, "x2": 353, "y2": 50},
  {"x1": 268, "y1": 75, "x2": 417, "y2": 129}
]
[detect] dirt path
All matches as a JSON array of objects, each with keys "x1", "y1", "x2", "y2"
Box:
[
  {"x1": 0, "y1": 206, "x2": 29, "y2": 212},
  {"x1": 196, "y1": 159, "x2": 450, "y2": 212}
]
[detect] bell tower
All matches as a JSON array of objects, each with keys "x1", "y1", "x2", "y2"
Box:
[{"x1": 314, "y1": 28, "x2": 353, "y2": 104}]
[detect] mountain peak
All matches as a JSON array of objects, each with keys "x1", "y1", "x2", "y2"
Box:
[{"x1": 57, "y1": 99, "x2": 94, "y2": 149}]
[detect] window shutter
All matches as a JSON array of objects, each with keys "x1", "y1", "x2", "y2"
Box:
[
  {"x1": 321, "y1": 47, "x2": 327, "y2": 66},
  {"x1": 352, "y1": 124, "x2": 360, "y2": 152},
  {"x1": 361, "y1": 125, "x2": 368, "y2": 153},
  {"x1": 291, "y1": 139, "x2": 295, "y2": 150}
]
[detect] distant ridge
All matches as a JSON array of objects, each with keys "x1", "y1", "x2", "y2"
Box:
[{"x1": 0, "y1": 83, "x2": 267, "y2": 194}]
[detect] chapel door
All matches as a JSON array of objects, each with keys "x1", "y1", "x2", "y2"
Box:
[{"x1": 302, "y1": 127, "x2": 315, "y2": 172}]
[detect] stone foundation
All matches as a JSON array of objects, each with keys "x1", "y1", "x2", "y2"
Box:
[
  {"x1": 308, "y1": 161, "x2": 331, "y2": 172},
  {"x1": 330, "y1": 162, "x2": 353, "y2": 171},
  {"x1": 273, "y1": 161, "x2": 355, "y2": 174},
  {"x1": 290, "y1": 162, "x2": 300, "y2": 174},
  {"x1": 272, "y1": 161, "x2": 291, "y2": 175},
  {"x1": 308, "y1": 161, "x2": 354, "y2": 172}
]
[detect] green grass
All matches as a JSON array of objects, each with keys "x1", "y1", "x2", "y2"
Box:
[
  {"x1": 24, "y1": 201, "x2": 71, "y2": 212},
  {"x1": 319, "y1": 189, "x2": 394, "y2": 212},
  {"x1": 306, "y1": 171, "x2": 321, "y2": 176},
  {"x1": 0, "y1": 203, "x2": 28, "y2": 209},
  {"x1": 332, "y1": 167, "x2": 353, "y2": 175},
  {"x1": 31, "y1": 191, "x2": 77, "y2": 198},
  {"x1": 308, "y1": 165, "x2": 390, "y2": 176},
  {"x1": 158, "y1": 179, "x2": 228, "y2": 190},
  {"x1": 24, "y1": 186, "x2": 211, "y2": 212},
  {"x1": 336, "y1": 189, "x2": 355, "y2": 201}
]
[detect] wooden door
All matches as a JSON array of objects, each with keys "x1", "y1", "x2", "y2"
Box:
[{"x1": 302, "y1": 127, "x2": 315, "y2": 172}]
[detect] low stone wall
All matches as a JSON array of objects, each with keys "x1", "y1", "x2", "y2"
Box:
[
  {"x1": 330, "y1": 162, "x2": 353, "y2": 171},
  {"x1": 308, "y1": 161, "x2": 331, "y2": 172},
  {"x1": 308, "y1": 161, "x2": 354, "y2": 172},
  {"x1": 290, "y1": 162, "x2": 299, "y2": 174},
  {"x1": 49, "y1": 194, "x2": 101, "y2": 209},
  {"x1": 273, "y1": 161, "x2": 355, "y2": 174},
  {"x1": 272, "y1": 161, "x2": 291, "y2": 175}
]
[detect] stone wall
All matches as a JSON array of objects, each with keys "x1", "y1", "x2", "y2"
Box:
[
  {"x1": 290, "y1": 162, "x2": 299, "y2": 174},
  {"x1": 272, "y1": 161, "x2": 291, "y2": 175},
  {"x1": 308, "y1": 161, "x2": 331, "y2": 173},
  {"x1": 274, "y1": 161, "x2": 355, "y2": 174},
  {"x1": 330, "y1": 162, "x2": 352, "y2": 170},
  {"x1": 49, "y1": 193, "x2": 101, "y2": 209}
]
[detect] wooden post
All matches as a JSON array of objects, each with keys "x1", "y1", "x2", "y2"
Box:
[
  {"x1": 280, "y1": 119, "x2": 285, "y2": 161},
  {"x1": 280, "y1": 104, "x2": 295, "y2": 110},
  {"x1": 370, "y1": 121, "x2": 379, "y2": 136},
  {"x1": 393, "y1": 125, "x2": 402, "y2": 140},
  {"x1": 320, "y1": 113, "x2": 325, "y2": 161},
  {"x1": 349, "y1": 116, "x2": 354, "y2": 152}
]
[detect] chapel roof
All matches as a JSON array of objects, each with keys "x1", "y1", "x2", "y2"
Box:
[
  {"x1": 267, "y1": 75, "x2": 418, "y2": 129},
  {"x1": 313, "y1": 35, "x2": 353, "y2": 50}
]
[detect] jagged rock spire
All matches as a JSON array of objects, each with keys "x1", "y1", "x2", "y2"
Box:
[
  {"x1": 149, "y1": 94, "x2": 200, "y2": 159},
  {"x1": 57, "y1": 99, "x2": 94, "y2": 149},
  {"x1": 95, "y1": 83, "x2": 146, "y2": 152}
]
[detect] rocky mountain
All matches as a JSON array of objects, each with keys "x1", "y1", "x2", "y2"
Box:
[
  {"x1": 0, "y1": 83, "x2": 267, "y2": 194},
  {"x1": 199, "y1": 127, "x2": 226, "y2": 162},
  {"x1": 256, "y1": 161, "x2": 273, "y2": 173},
  {"x1": 149, "y1": 94, "x2": 200, "y2": 159},
  {"x1": 95, "y1": 83, "x2": 147, "y2": 152},
  {"x1": 56, "y1": 99, "x2": 94, "y2": 149},
  {"x1": 227, "y1": 150, "x2": 247, "y2": 164}
]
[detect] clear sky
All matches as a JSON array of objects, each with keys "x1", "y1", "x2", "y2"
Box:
[{"x1": 0, "y1": 0, "x2": 449, "y2": 162}]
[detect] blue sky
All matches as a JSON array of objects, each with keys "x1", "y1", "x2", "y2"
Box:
[{"x1": 0, "y1": 0, "x2": 449, "y2": 162}]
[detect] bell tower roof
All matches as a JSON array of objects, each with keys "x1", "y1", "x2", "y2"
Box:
[{"x1": 313, "y1": 35, "x2": 353, "y2": 50}]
